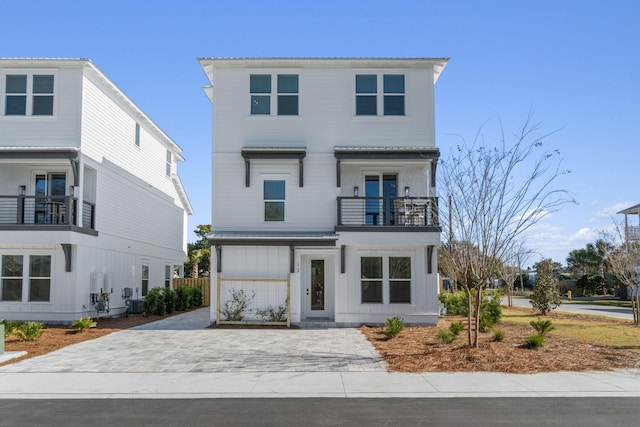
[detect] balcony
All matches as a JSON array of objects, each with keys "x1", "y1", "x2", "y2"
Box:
[
  {"x1": 0, "y1": 195, "x2": 95, "y2": 232},
  {"x1": 336, "y1": 196, "x2": 439, "y2": 231},
  {"x1": 626, "y1": 226, "x2": 640, "y2": 241}
]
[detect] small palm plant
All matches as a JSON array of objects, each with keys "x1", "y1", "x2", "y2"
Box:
[{"x1": 530, "y1": 319, "x2": 555, "y2": 336}]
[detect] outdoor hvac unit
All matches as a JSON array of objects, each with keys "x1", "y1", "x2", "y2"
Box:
[{"x1": 127, "y1": 299, "x2": 144, "y2": 314}]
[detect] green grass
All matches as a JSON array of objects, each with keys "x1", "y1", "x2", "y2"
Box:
[
  {"x1": 562, "y1": 298, "x2": 632, "y2": 309},
  {"x1": 502, "y1": 307, "x2": 640, "y2": 352}
]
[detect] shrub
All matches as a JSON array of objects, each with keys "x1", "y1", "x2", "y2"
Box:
[
  {"x1": 1, "y1": 319, "x2": 20, "y2": 337},
  {"x1": 479, "y1": 292, "x2": 502, "y2": 332},
  {"x1": 143, "y1": 288, "x2": 166, "y2": 316},
  {"x1": 256, "y1": 300, "x2": 288, "y2": 322},
  {"x1": 437, "y1": 329, "x2": 457, "y2": 344},
  {"x1": 162, "y1": 287, "x2": 176, "y2": 314},
  {"x1": 529, "y1": 259, "x2": 561, "y2": 314},
  {"x1": 530, "y1": 319, "x2": 555, "y2": 336},
  {"x1": 492, "y1": 330, "x2": 506, "y2": 342},
  {"x1": 438, "y1": 292, "x2": 468, "y2": 316},
  {"x1": 70, "y1": 317, "x2": 96, "y2": 332},
  {"x1": 15, "y1": 321, "x2": 44, "y2": 341},
  {"x1": 449, "y1": 321, "x2": 465, "y2": 336},
  {"x1": 174, "y1": 286, "x2": 192, "y2": 311},
  {"x1": 188, "y1": 286, "x2": 203, "y2": 307},
  {"x1": 221, "y1": 289, "x2": 254, "y2": 321},
  {"x1": 524, "y1": 334, "x2": 545, "y2": 348},
  {"x1": 383, "y1": 316, "x2": 404, "y2": 339}
]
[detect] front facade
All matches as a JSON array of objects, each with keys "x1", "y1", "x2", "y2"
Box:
[
  {"x1": 199, "y1": 58, "x2": 447, "y2": 325},
  {"x1": 0, "y1": 58, "x2": 193, "y2": 322}
]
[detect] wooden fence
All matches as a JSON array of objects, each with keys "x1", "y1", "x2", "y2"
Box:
[{"x1": 173, "y1": 277, "x2": 210, "y2": 307}]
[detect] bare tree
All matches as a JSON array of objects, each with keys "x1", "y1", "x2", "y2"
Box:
[
  {"x1": 600, "y1": 221, "x2": 640, "y2": 324},
  {"x1": 440, "y1": 114, "x2": 574, "y2": 347},
  {"x1": 496, "y1": 242, "x2": 532, "y2": 307}
]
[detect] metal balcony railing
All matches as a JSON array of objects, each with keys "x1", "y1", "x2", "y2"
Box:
[
  {"x1": 336, "y1": 196, "x2": 439, "y2": 229},
  {"x1": 0, "y1": 195, "x2": 95, "y2": 230}
]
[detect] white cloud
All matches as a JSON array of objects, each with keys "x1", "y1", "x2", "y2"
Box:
[{"x1": 597, "y1": 201, "x2": 634, "y2": 218}]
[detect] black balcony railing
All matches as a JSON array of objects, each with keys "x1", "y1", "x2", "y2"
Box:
[
  {"x1": 0, "y1": 195, "x2": 95, "y2": 230},
  {"x1": 336, "y1": 196, "x2": 439, "y2": 229}
]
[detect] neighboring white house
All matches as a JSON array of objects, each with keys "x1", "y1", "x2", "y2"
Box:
[
  {"x1": 199, "y1": 57, "x2": 448, "y2": 325},
  {"x1": 0, "y1": 58, "x2": 193, "y2": 323}
]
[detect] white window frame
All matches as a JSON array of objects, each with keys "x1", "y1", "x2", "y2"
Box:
[
  {"x1": 166, "y1": 150, "x2": 172, "y2": 177},
  {"x1": 164, "y1": 264, "x2": 172, "y2": 288},
  {"x1": 1, "y1": 71, "x2": 56, "y2": 117},
  {"x1": 0, "y1": 251, "x2": 54, "y2": 304},
  {"x1": 141, "y1": 262, "x2": 150, "y2": 297},
  {"x1": 261, "y1": 175, "x2": 288, "y2": 223},
  {"x1": 354, "y1": 72, "x2": 406, "y2": 117},
  {"x1": 359, "y1": 252, "x2": 414, "y2": 305},
  {"x1": 249, "y1": 73, "x2": 300, "y2": 116}
]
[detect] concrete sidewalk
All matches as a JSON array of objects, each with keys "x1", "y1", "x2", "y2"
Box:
[{"x1": 1, "y1": 308, "x2": 640, "y2": 399}]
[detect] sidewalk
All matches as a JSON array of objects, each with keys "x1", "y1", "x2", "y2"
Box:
[{"x1": 1, "y1": 308, "x2": 640, "y2": 399}]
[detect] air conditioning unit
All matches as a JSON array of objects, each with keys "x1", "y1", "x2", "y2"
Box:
[{"x1": 127, "y1": 299, "x2": 144, "y2": 314}]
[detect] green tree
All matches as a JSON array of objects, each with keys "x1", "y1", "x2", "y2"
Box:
[
  {"x1": 530, "y1": 259, "x2": 561, "y2": 315},
  {"x1": 184, "y1": 224, "x2": 211, "y2": 278}
]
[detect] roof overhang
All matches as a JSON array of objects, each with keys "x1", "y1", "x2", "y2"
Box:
[
  {"x1": 0, "y1": 147, "x2": 80, "y2": 160},
  {"x1": 618, "y1": 204, "x2": 640, "y2": 215},
  {"x1": 207, "y1": 231, "x2": 338, "y2": 247},
  {"x1": 334, "y1": 146, "x2": 439, "y2": 160}
]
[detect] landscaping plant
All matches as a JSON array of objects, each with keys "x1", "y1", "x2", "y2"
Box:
[
  {"x1": 492, "y1": 330, "x2": 506, "y2": 342},
  {"x1": 221, "y1": 289, "x2": 254, "y2": 321},
  {"x1": 256, "y1": 300, "x2": 288, "y2": 322},
  {"x1": 437, "y1": 329, "x2": 457, "y2": 344},
  {"x1": 524, "y1": 334, "x2": 545, "y2": 348},
  {"x1": 15, "y1": 321, "x2": 44, "y2": 341},
  {"x1": 529, "y1": 319, "x2": 555, "y2": 336},
  {"x1": 1, "y1": 319, "x2": 20, "y2": 338},
  {"x1": 449, "y1": 321, "x2": 465, "y2": 336},
  {"x1": 143, "y1": 288, "x2": 166, "y2": 316},
  {"x1": 70, "y1": 317, "x2": 97, "y2": 332},
  {"x1": 383, "y1": 316, "x2": 404, "y2": 339}
]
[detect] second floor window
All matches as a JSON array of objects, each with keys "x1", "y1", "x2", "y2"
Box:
[
  {"x1": 277, "y1": 74, "x2": 298, "y2": 115},
  {"x1": 5, "y1": 74, "x2": 54, "y2": 116},
  {"x1": 356, "y1": 74, "x2": 377, "y2": 115},
  {"x1": 166, "y1": 150, "x2": 172, "y2": 177},
  {"x1": 356, "y1": 74, "x2": 405, "y2": 116},
  {"x1": 384, "y1": 75, "x2": 405, "y2": 116},
  {"x1": 264, "y1": 179, "x2": 285, "y2": 221}
]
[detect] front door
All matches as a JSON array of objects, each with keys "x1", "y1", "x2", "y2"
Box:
[
  {"x1": 301, "y1": 256, "x2": 334, "y2": 320},
  {"x1": 365, "y1": 173, "x2": 398, "y2": 225}
]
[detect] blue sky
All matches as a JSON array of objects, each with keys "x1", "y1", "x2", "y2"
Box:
[{"x1": 3, "y1": 0, "x2": 638, "y2": 266}]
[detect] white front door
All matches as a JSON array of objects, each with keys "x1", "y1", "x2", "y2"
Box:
[{"x1": 301, "y1": 256, "x2": 334, "y2": 320}]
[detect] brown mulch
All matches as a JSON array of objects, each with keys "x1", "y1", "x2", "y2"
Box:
[{"x1": 360, "y1": 314, "x2": 640, "y2": 373}]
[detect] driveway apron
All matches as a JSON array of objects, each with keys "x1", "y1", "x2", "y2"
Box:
[{"x1": 0, "y1": 308, "x2": 387, "y2": 373}]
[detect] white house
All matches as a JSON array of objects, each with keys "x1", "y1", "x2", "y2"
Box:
[
  {"x1": 0, "y1": 58, "x2": 193, "y2": 323},
  {"x1": 199, "y1": 57, "x2": 447, "y2": 325}
]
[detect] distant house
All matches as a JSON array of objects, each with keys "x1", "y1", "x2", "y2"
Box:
[
  {"x1": 618, "y1": 204, "x2": 640, "y2": 243},
  {"x1": 0, "y1": 58, "x2": 193, "y2": 323},
  {"x1": 199, "y1": 57, "x2": 448, "y2": 325}
]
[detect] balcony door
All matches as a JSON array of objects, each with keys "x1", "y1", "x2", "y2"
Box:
[
  {"x1": 34, "y1": 173, "x2": 66, "y2": 224},
  {"x1": 365, "y1": 173, "x2": 397, "y2": 225}
]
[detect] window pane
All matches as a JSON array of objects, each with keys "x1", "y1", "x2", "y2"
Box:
[
  {"x1": 6, "y1": 95, "x2": 26, "y2": 115},
  {"x1": 33, "y1": 75, "x2": 54, "y2": 93},
  {"x1": 2, "y1": 255, "x2": 23, "y2": 276},
  {"x1": 278, "y1": 95, "x2": 298, "y2": 115},
  {"x1": 264, "y1": 180, "x2": 285, "y2": 200},
  {"x1": 390, "y1": 281, "x2": 411, "y2": 303},
  {"x1": 389, "y1": 257, "x2": 411, "y2": 279},
  {"x1": 384, "y1": 75, "x2": 405, "y2": 93},
  {"x1": 33, "y1": 95, "x2": 54, "y2": 115},
  {"x1": 29, "y1": 279, "x2": 50, "y2": 302},
  {"x1": 384, "y1": 95, "x2": 405, "y2": 116},
  {"x1": 6, "y1": 75, "x2": 26, "y2": 93},
  {"x1": 250, "y1": 75, "x2": 271, "y2": 93},
  {"x1": 265, "y1": 201, "x2": 285, "y2": 221},
  {"x1": 277, "y1": 74, "x2": 298, "y2": 93},
  {"x1": 2, "y1": 279, "x2": 22, "y2": 301},
  {"x1": 356, "y1": 75, "x2": 377, "y2": 93},
  {"x1": 361, "y1": 257, "x2": 382, "y2": 279},
  {"x1": 356, "y1": 96, "x2": 376, "y2": 115},
  {"x1": 361, "y1": 280, "x2": 383, "y2": 303},
  {"x1": 30, "y1": 255, "x2": 51, "y2": 278},
  {"x1": 251, "y1": 95, "x2": 270, "y2": 114}
]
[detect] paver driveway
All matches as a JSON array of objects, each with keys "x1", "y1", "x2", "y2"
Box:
[{"x1": 0, "y1": 308, "x2": 386, "y2": 373}]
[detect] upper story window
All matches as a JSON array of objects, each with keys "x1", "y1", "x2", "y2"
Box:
[
  {"x1": 5, "y1": 74, "x2": 54, "y2": 116},
  {"x1": 166, "y1": 150, "x2": 172, "y2": 177},
  {"x1": 135, "y1": 123, "x2": 141, "y2": 146},
  {"x1": 264, "y1": 179, "x2": 285, "y2": 221},
  {"x1": 356, "y1": 75, "x2": 377, "y2": 115},
  {"x1": 250, "y1": 74, "x2": 299, "y2": 116},
  {"x1": 383, "y1": 75, "x2": 405, "y2": 116},
  {"x1": 250, "y1": 74, "x2": 271, "y2": 115},
  {"x1": 277, "y1": 74, "x2": 298, "y2": 115},
  {"x1": 355, "y1": 74, "x2": 405, "y2": 116}
]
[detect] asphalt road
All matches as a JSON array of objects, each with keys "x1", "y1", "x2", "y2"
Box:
[{"x1": 0, "y1": 398, "x2": 638, "y2": 426}]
